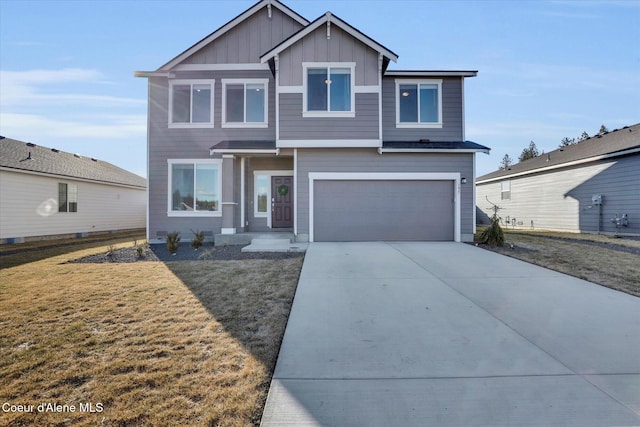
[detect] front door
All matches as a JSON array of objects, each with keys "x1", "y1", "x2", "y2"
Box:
[{"x1": 272, "y1": 176, "x2": 293, "y2": 228}]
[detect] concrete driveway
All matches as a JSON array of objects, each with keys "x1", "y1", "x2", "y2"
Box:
[{"x1": 261, "y1": 242, "x2": 640, "y2": 426}]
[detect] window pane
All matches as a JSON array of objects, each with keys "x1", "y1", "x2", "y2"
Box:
[
  {"x1": 399, "y1": 84, "x2": 418, "y2": 122},
  {"x1": 68, "y1": 184, "x2": 78, "y2": 212},
  {"x1": 330, "y1": 68, "x2": 351, "y2": 111},
  {"x1": 171, "y1": 164, "x2": 194, "y2": 211},
  {"x1": 58, "y1": 183, "x2": 67, "y2": 212},
  {"x1": 192, "y1": 84, "x2": 211, "y2": 123},
  {"x1": 256, "y1": 175, "x2": 268, "y2": 213},
  {"x1": 226, "y1": 84, "x2": 244, "y2": 123},
  {"x1": 307, "y1": 68, "x2": 327, "y2": 111},
  {"x1": 246, "y1": 83, "x2": 265, "y2": 122},
  {"x1": 172, "y1": 84, "x2": 191, "y2": 123},
  {"x1": 419, "y1": 84, "x2": 438, "y2": 123},
  {"x1": 195, "y1": 164, "x2": 218, "y2": 211}
]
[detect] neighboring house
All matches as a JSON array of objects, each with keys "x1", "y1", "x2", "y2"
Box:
[
  {"x1": 0, "y1": 137, "x2": 147, "y2": 243},
  {"x1": 476, "y1": 124, "x2": 640, "y2": 235},
  {"x1": 135, "y1": 0, "x2": 489, "y2": 243}
]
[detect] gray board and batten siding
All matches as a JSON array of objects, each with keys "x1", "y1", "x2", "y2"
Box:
[
  {"x1": 277, "y1": 25, "x2": 380, "y2": 86},
  {"x1": 296, "y1": 149, "x2": 475, "y2": 242},
  {"x1": 173, "y1": 5, "x2": 305, "y2": 66}
]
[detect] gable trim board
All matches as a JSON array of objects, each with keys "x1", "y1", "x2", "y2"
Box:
[
  {"x1": 308, "y1": 172, "x2": 461, "y2": 242},
  {"x1": 260, "y1": 12, "x2": 399, "y2": 64}
]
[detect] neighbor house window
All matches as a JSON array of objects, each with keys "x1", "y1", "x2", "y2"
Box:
[
  {"x1": 169, "y1": 80, "x2": 214, "y2": 127},
  {"x1": 501, "y1": 180, "x2": 511, "y2": 200},
  {"x1": 168, "y1": 159, "x2": 222, "y2": 216},
  {"x1": 303, "y1": 63, "x2": 355, "y2": 117},
  {"x1": 396, "y1": 79, "x2": 442, "y2": 127},
  {"x1": 222, "y1": 79, "x2": 268, "y2": 127},
  {"x1": 58, "y1": 183, "x2": 77, "y2": 212}
]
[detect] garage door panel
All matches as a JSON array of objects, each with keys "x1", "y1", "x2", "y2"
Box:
[{"x1": 314, "y1": 180, "x2": 454, "y2": 241}]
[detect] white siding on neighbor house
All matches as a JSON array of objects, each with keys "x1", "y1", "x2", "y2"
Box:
[
  {"x1": 476, "y1": 155, "x2": 640, "y2": 235},
  {"x1": 0, "y1": 170, "x2": 146, "y2": 240}
]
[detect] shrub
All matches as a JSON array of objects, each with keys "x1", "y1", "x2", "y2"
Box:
[
  {"x1": 166, "y1": 232, "x2": 181, "y2": 254},
  {"x1": 134, "y1": 240, "x2": 149, "y2": 258},
  {"x1": 479, "y1": 201, "x2": 504, "y2": 247},
  {"x1": 190, "y1": 229, "x2": 205, "y2": 250}
]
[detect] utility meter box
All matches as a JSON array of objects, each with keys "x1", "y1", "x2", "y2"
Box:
[{"x1": 592, "y1": 194, "x2": 602, "y2": 205}]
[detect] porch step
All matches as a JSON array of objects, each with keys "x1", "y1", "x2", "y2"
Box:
[
  {"x1": 241, "y1": 238, "x2": 304, "y2": 253},
  {"x1": 214, "y1": 232, "x2": 294, "y2": 246}
]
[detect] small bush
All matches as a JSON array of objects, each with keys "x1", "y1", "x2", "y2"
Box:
[
  {"x1": 166, "y1": 232, "x2": 180, "y2": 254},
  {"x1": 134, "y1": 240, "x2": 149, "y2": 258},
  {"x1": 479, "y1": 201, "x2": 504, "y2": 247},
  {"x1": 190, "y1": 229, "x2": 205, "y2": 250}
]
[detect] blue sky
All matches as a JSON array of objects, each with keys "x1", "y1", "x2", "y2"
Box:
[{"x1": 1, "y1": 0, "x2": 639, "y2": 178}]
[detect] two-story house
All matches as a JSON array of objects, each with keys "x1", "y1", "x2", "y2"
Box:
[{"x1": 135, "y1": 0, "x2": 489, "y2": 244}]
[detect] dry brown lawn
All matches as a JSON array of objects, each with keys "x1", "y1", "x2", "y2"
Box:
[
  {"x1": 476, "y1": 229, "x2": 640, "y2": 297},
  {"x1": 0, "y1": 237, "x2": 302, "y2": 426}
]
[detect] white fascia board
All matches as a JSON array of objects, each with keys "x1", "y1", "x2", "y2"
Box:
[
  {"x1": 379, "y1": 148, "x2": 490, "y2": 154},
  {"x1": 172, "y1": 63, "x2": 270, "y2": 71},
  {"x1": 476, "y1": 147, "x2": 640, "y2": 184},
  {"x1": 134, "y1": 71, "x2": 174, "y2": 78},
  {"x1": 161, "y1": 0, "x2": 308, "y2": 71},
  {"x1": 261, "y1": 13, "x2": 398, "y2": 63},
  {"x1": 277, "y1": 139, "x2": 382, "y2": 148},
  {"x1": 386, "y1": 70, "x2": 478, "y2": 77}
]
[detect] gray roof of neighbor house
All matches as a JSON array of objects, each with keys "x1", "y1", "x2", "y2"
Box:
[
  {"x1": 0, "y1": 136, "x2": 147, "y2": 189},
  {"x1": 477, "y1": 123, "x2": 640, "y2": 184}
]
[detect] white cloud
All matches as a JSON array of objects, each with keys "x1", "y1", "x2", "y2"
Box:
[{"x1": 0, "y1": 68, "x2": 146, "y2": 108}]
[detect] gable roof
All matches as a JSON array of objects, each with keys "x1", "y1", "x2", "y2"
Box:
[
  {"x1": 477, "y1": 123, "x2": 640, "y2": 184},
  {"x1": 260, "y1": 11, "x2": 399, "y2": 64},
  {"x1": 0, "y1": 137, "x2": 147, "y2": 189},
  {"x1": 159, "y1": 0, "x2": 309, "y2": 71}
]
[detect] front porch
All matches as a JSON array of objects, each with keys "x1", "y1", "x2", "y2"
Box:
[{"x1": 213, "y1": 141, "x2": 297, "y2": 241}]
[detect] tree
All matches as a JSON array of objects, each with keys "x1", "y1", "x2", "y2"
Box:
[
  {"x1": 559, "y1": 137, "x2": 576, "y2": 148},
  {"x1": 518, "y1": 140, "x2": 539, "y2": 162},
  {"x1": 578, "y1": 131, "x2": 590, "y2": 142},
  {"x1": 499, "y1": 154, "x2": 513, "y2": 170},
  {"x1": 599, "y1": 124, "x2": 609, "y2": 134}
]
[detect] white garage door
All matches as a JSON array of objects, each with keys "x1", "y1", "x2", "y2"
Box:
[{"x1": 313, "y1": 180, "x2": 455, "y2": 241}]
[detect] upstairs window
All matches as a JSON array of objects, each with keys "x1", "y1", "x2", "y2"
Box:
[
  {"x1": 303, "y1": 63, "x2": 355, "y2": 117},
  {"x1": 169, "y1": 80, "x2": 214, "y2": 127},
  {"x1": 222, "y1": 79, "x2": 268, "y2": 127},
  {"x1": 501, "y1": 180, "x2": 511, "y2": 200},
  {"x1": 58, "y1": 183, "x2": 77, "y2": 212},
  {"x1": 396, "y1": 79, "x2": 442, "y2": 127}
]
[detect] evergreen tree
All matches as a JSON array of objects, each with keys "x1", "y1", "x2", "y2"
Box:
[
  {"x1": 518, "y1": 141, "x2": 539, "y2": 162},
  {"x1": 499, "y1": 154, "x2": 513, "y2": 170},
  {"x1": 559, "y1": 137, "x2": 576, "y2": 148},
  {"x1": 578, "y1": 131, "x2": 590, "y2": 142},
  {"x1": 599, "y1": 124, "x2": 609, "y2": 134}
]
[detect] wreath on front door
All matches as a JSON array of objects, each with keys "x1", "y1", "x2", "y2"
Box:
[{"x1": 277, "y1": 184, "x2": 289, "y2": 197}]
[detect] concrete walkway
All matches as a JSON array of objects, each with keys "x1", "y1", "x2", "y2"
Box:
[{"x1": 261, "y1": 242, "x2": 640, "y2": 426}]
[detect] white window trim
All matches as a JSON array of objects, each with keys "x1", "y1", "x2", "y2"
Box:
[
  {"x1": 253, "y1": 170, "x2": 294, "y2": 227},
  {"x1": 302, "y1": 62, "x2": 356, "y2": 118},
  {"x1": 308, "y1": 172, "x2": 461, "y2": 243},
  {"x1": 167, "y1": 159, "x2": 223, "y2": 217},
  {"x1": 395, "y1": 79, "x2": 443, "y2": 128},
  {"x1": 168, "y1": 79, "x2": 215, "y2": 128},
  {"x1": 221, "y1": 78, "x2": 269, "y2": 128}
]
